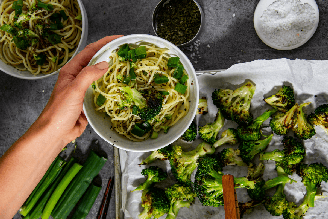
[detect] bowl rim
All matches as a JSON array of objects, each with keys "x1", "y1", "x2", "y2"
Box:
[
  {"x1": 0, "y1": 0, "x2": 87, "y2": 80},
  {"x1": 83, "y1": 34, "x2": 199, "y2": 152}
]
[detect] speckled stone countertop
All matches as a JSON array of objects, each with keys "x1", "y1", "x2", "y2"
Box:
[{"x1": 2, "y1": 0, "x2": 328, "y2": 218}]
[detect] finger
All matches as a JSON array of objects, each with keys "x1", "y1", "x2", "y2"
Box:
[
  {"x1": 60, "y1": 35, "x2": 123, "y2": 78},
  {"x1": 71, "y1": 61, "x2": 109, "y2": 97}
]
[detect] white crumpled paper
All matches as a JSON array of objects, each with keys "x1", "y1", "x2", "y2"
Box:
[{"x1": 119, "y1": 58, "x2": 328, "y2": 219}]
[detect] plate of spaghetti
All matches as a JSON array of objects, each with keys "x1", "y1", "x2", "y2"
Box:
[
  {"x1": 0, "y1": 0, "x2": 87, "y2": 79},
  {"x1": 84, "y1": 34, "x2": 199, "y2": 152}
]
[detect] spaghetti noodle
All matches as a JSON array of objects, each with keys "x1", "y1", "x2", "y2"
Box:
[
  {"x1": 0, "y1": 0, "x2": 82, "y2": 75},
  {"x1": 93, "y1": 43, "x2": 190, "y2": 141}
]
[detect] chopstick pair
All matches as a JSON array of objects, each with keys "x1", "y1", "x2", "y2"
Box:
[
  {"x1": 222, "y1": 174, "x2": 240, "y2": 219},
  {"x1": 97, "y1": 176, "x2": 114, "y2": 219}
]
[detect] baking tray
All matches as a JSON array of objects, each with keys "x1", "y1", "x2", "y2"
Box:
[{"x1": 113, "y1": 70, "x2": 224, "y2": 219}]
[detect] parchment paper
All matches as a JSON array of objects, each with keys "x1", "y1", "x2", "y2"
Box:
[{"x1": 119, "y1": 58, "x2": 328, "y2": 219}]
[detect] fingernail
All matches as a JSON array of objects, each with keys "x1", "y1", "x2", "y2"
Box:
[{"x1": 96, "y1": 61, "x2": 109, "y2": 70}]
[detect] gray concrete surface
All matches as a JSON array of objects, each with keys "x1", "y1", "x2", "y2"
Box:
[{"x1": 1, "y1": 0, "x2": 328, "y2": 218}]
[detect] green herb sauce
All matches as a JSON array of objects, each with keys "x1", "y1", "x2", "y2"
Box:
[{"x1": 155, "y1": 0, "x2": 201, "y2": 45}]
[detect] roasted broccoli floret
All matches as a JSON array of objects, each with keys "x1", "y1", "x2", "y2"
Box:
[
  {"x1": 213, "y1": 128, "x2": 239, "y2": 148},
  {"x1": 264, "y1": 85, "x2": 296, "y2": 112},
  {"x1": 219, "y1": 148, "x2": 247, "y2": 166},
  {"x1": 138, "y1": 90, "x2": 164, "y2": 122},
  {"x1": 134, "y1": 166, "x2": 167, "y2": 191},
  {"x1": 139, "y1": 186, "x2": 170, "y2": 219},
  {"x1": 165, "y1": 184, "x2": 196, "y2": 219},
  {"x1": 282, "y1": 163, "x2": 328, "y2": 219},
  {"x1": 140, "y1": 145, "x2": 173, "y2": 165},
  {"x1": 238, "y1": 134, "x2": 273, "y2": 165},
  {"x1": 194, "y1": 155, "x2": 255, "y2": 207},
  {"x1": 199, "y1": 110, "x2": 225, "y2": 144},
  {"x1": 212, "y1": 81, "x2": 256, "y2": 125},
  {"x1": 237, "y1": 108, "x2": 277, "y2": 141},
  {"x1": 247, "y1": 169, "x2": 296, "y2": 202},
  {"x1": 169, "y1": 142, "x2": 215, "y2": 185},
  {"x1": 260, "y1": 136, "x2": 305, "y2": 174},
  {"x1": 297, "y1": 163, "x2": 328, "y2": 208},
  {"x1": 264, "y1": 166, "x2": 291, "y2": 216},
  {"x1": 247, "y1": 162, "x2": 265, "y2": 180},
  {"x1": 308, "y1": 104, "x2": 328, "y2": 135},
  {"x1": 292, "y1": 102, "x2": 316, "y2": 140},
  {"x1": 180, "y1": 121, "x2": 197, "y2": 142},
  {"x1": 269, "y1": 104, "x2": 297, "y2": 135},
  {"x1": 197, "y1": 97, "x2": 208, "y2": 115}
]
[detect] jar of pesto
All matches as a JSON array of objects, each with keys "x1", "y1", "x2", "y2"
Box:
[{"x1": 152, "y1": 0, "x2": 203, "y2": 46}]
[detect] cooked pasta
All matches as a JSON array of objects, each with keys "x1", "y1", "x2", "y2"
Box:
[
  {"x1": 93, "y1": 43, "x2": 190, "y2": 141},
  {"x1": 0, "y1": 0, "x2": 82, "y2": 75}
]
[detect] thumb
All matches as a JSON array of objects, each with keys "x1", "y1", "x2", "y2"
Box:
[{"x1": 72, "y1": 61, "x2": 109, "y2": 95}]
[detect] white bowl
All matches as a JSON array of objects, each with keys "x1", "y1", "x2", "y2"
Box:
[
  {"x1": 254, "y1": 0, "x2": 319, "y2": 50},
  {"x1": 83, "y1": 34, "x2": 199, "y2": 152},
  {"x1": 0, "y1": 0, "x2": 88, "y2": 79}
]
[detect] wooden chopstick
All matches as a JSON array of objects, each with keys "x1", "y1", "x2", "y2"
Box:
[
  {"x1": 97, "y1": 176, "x2": 114, "y2": 219},
  {"x1": 222, "y1": 174, "x2": 240, "y2": 219}
]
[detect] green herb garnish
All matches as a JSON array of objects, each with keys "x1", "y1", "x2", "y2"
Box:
[
  {"x1": 167, "y1": 57, "x2": 180, "y2": 67},
  {"x1": 174, "y1": 83, "x2": 187, "y2": 94},
  {"x1": 96, "y1": 94, "x2": 106, "y2": 106},
  {"x1": 154, "y1": 74, "x2": 169, "y2": 84},
  {"x1": 180, "y1": 74, "x2": 189, "y2": 84},
  {"x1": 173, "y1": 64, "x2": 184, "y2": 79},
  {"x1": 135, "y1": 46, "x2": 147, "y2": 59},
  {"x1": 129, "y1": 68, "x2": 136, "y2": 80},
  {"x1": 155, "y1": 0, "x2": 201, "y2": 45}
]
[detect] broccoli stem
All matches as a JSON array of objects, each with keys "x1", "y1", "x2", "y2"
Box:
[
  {"x1": 140, "y1": 151, "x2": 167, "y2": 165},
  {"x1": 260, "y1": 150, "x2": 284, "y2": 162},
  {"x1": 166, "y1": 201, "x2": 191, "y2": 219},
  {"x1": 262, "y1": 175, "x2": 296, "y2": 190},
  {"x1": 249, "y1": 135, "x2": 273, "y2": 159},
  {"x1": 234, "y1": 177, "x2": 255, "y2": 189},
  {"x1": 304, "y1": 182, "x2": 317, "y2": 207}
]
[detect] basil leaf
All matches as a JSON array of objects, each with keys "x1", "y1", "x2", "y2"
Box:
[
  {"x1": 167, "y1": 57, "x2": 180, "y2": 67},
  {"x1": 173, "y1": 64, "x2": 184, "y2": 79},
  {"x1": 174, "y1": 83, "x2": 187, "y2": 94},
  {"x1": 128, "y1": 49, "x2": 137, "y2": 62},
  {"x1": 154, "y1": 74, "x2": 169, "y2": 84},
  {"x1": 135, "y1": 46, "x2": 146, "y2": 59},
  {"x1": 117, "y1": 44, "x2": 130, "y2": 60},
  {"x1": 96, "y1": 94, "x2": 106, "y2": 106},
  {"x1": 180, "y1": 74, "x2": 189, "y2": 84}
]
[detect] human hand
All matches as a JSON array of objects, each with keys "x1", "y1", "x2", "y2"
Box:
[{"x1": 38, "y1": 35, "x2": 123, "y2": 145}]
